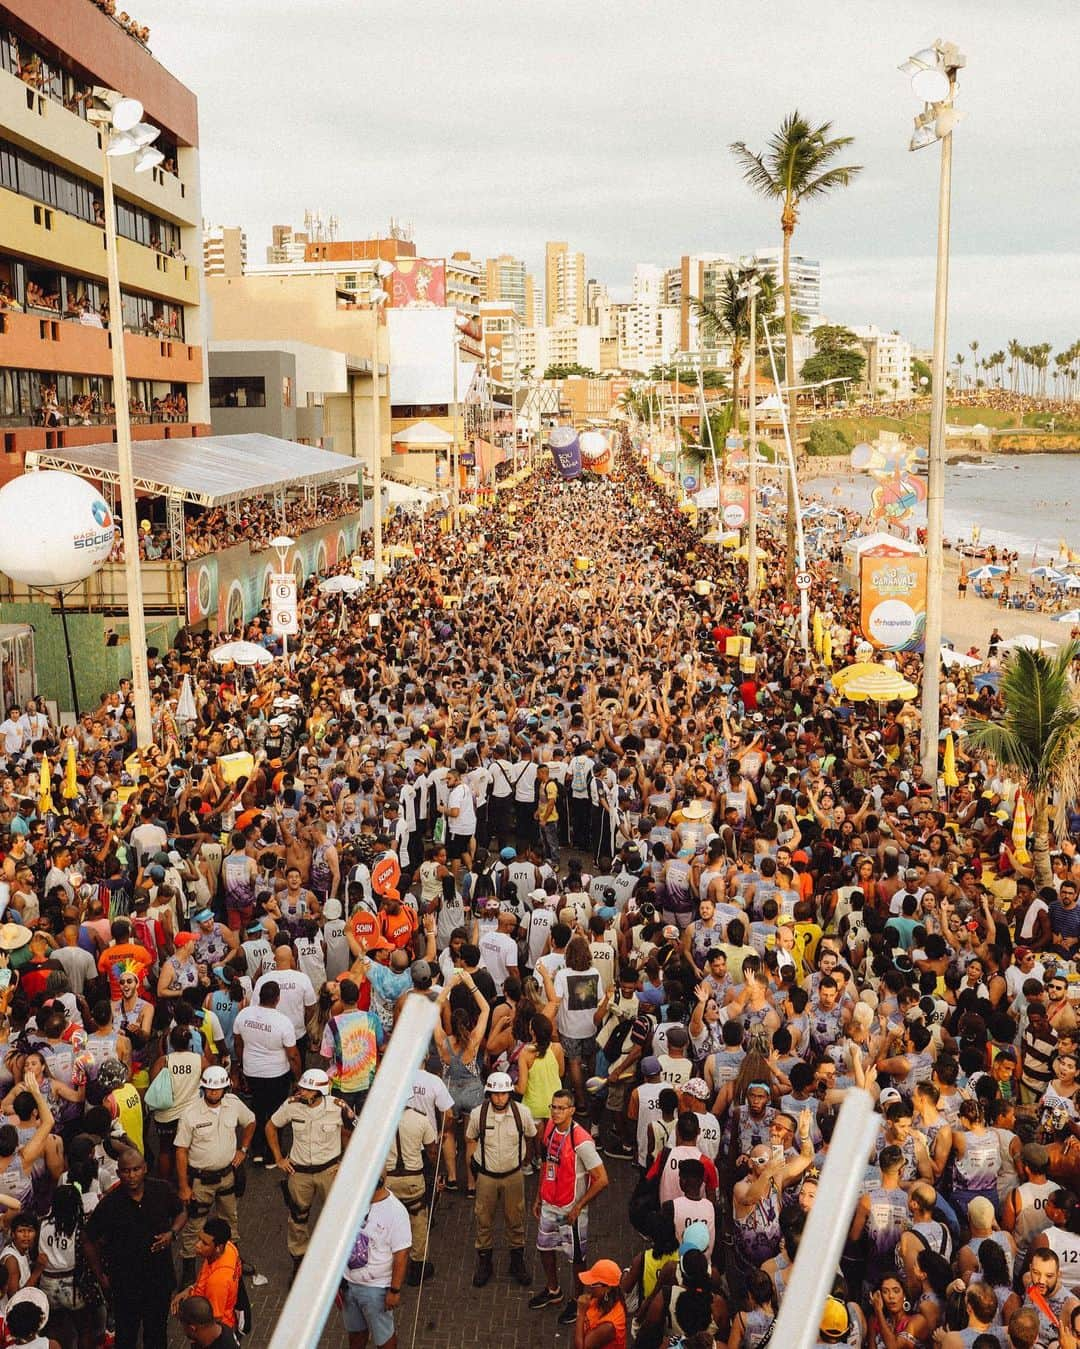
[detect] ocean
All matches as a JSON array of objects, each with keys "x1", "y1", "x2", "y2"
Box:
[{"x1": 806, "y1": 454, "x2": 1077, "y2": 557}]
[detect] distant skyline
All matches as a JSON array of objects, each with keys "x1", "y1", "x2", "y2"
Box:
[{"x1": 137, "y1": 0, "x2": 1079, "y2": 354}]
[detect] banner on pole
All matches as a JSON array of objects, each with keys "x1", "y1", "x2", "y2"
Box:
[
  {"x1": 859, "y1": 553, "x2": 927, "y2": 652},
  {"x1": 270, "y1": 572, "x2": 298, "y2": 636},
  {"x1": 720, "y1": 484, "x2": 750, "y2": 529}
]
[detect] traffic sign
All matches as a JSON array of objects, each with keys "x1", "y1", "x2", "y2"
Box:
[
  {"x1": 795, "y1": 571, "x2": 813, "y2": 591},
  {"x1": 270, "y1": 572, "x2": 298, "y2": 635}
]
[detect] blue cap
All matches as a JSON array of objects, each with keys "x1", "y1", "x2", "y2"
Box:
[
  {"x1": 641, "y1": 1056, "x2": 662, "y2": 1077},
  {"x1": 678, "y1": 1220, "x2": 710, "y2": 1255},
  {"x1": 192, "y1": 908, "x2": 214, "y2": 923},
  {"x1": 499, "y1": 846, "x2": 517, "y2": 862}
]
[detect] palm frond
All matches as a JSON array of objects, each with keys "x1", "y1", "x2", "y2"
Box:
[
  {"x1": 800, "y1": 164, "x2": 864, "y2": 200},
  {"x1": 729, "y1": 143, "x2": 783, "y2": 200}
]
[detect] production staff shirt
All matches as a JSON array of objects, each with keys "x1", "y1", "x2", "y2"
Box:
[{"x1": 233, "y1": 1005, "x2": 296, "y2": 1079}]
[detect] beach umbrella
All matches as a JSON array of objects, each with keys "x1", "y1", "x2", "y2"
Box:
[
  {"x1": 836, "y1": 665, "x2": 918, "y2": 702},
  {"x1": 1053, "y1": 609, "x2": 1080, "y2": 624},
  {"x1": 38, "y1": 753, "x2": 54, "y2": 816},
  {"x1": 210, "y1": 640, "x2": 275, "y2": 667},
  {"x1": 940, "y1": 647, "x2": 981, "y2": 670},
  {"x1": 968, "y1": 564, "x2": 1007, "y2": 581},
  {"x1": 942, "y1": 732, "x2": 959, "y2": 789},
  {"x1": 973, "y1": 671, "x2": 1001, "y2": 692},
  {"x1": 318, "y1": 575, "x2": 364, "y2": 595},
  {"x1": 998, "y1": 634, "x2": 1058, "y2": 652},
  {"x1": 831, "y1": 661, "x2": 883, "y2": 690},
  {"x1": 62, "y1": 740, "x2": 78, "y2": 800},
  {"x1": 1012, "y1": 793, "x2": 1030, "y2": 864},
  {"x1": 1061, "y1": 576, "x2": 1080, "y2": 591},
  {"x1": 1030, "y1": 566, "x2": 1067, "y2": 580}
]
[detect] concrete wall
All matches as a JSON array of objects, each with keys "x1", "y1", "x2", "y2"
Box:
[{"x1": 208, "y1": 349, "x2": 297, "y2": 440}]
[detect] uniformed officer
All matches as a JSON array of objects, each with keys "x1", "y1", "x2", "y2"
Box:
[
  {"x1": 384, "y1": 1101, "x2": 440, "y2": 1286},
  {"x1": 265, "y1": 1068, "x2": 351, "y2": 1273},
  {"x1": 174, "y1": 1065, "x2": 255, "y2": 1283},
  {"x1": 465, "y1": 1071, "x2": 537, "y2": 1288}
]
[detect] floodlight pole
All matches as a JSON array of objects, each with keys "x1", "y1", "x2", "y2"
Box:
[
  {"x1": 101, "y1": 147, "x2": 152, "y2": 747},
  {"x1": 747, "y1": 283, "x2": 759, "y2": 600},
  {"x1": 919, "y1": 67, "x2": 956, "y2": 789}
]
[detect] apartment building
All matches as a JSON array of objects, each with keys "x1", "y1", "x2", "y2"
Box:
[
  {"x1": 202, "y1": 223, "x2": 246, "y2": 277},
  {"x1": 0, "y1": 0, "x2": 209, "y2": 478},
  {"x1": 851, "y1": 324, "x2": 913, "y2": 400},
  {"x1": 752, "y1": 247, "x2": 821, "y2": 324},
  {"x1": 483, "y1": 253, "x2": 526, "y2": 319},
  {"x1": 544, "y1": 241, "x2": 586, "y2": 325}
]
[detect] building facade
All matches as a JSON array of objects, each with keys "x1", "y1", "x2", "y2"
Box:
[
  {"x1": 483, "y1": 254, "x2": 526, "y2": 319},
  {"x1": 851, "y1": 325, "x2": 913, "y2": 400},
  {"x1": 752, "y1": 248, "x2": 821, "y2": 325},
  {"x1": 0, "y1": 0, "x2": 209, "y2": 479},
  {"x1": 544, "y1": 241, "x2": 586, "y2": 325},
  {"x1": 519, "y1": 320, "x2": 601, "y2": 377},
  {"x1": 202, "y1": 223, "x2": 246, "y2": 277}
]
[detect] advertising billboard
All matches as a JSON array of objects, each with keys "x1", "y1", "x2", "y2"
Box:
[
  {"x1": 390, "y1": 258, "x2": 447, "y2": 308},
  {"x1": 859, "y1": 552, "x2": 928, "y2": 652}
]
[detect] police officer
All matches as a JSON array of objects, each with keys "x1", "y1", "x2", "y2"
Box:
[
  {"x1": 465, "y1": 1071, "x2": 537, "y2": 1289},
  {"x1": 174, "y1": 1065, "x2": 255, "y2": 1283},
  {"x1": 265, "y1": 1068, "x2": 351, "y2": 1275},
  {"x1": 384, "y1": 1100, "x2": 439, "y2": 1286}
]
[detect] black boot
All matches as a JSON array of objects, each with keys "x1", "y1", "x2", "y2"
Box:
[
  {"x1": 508, "y1": 1248, "x2": 532, "y2": 1286},
  {"x1": 407, "y1": 1258, "x2": 435, "y2": 1286},
  {"x1": 472, "y1": 1249, "x2": 494, "y2": 1287}
]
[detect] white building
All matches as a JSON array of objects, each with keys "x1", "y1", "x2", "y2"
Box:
[
  {"x1": 632, "y1": 263, "x2": 665, "y2": 306},
  {"x1": 850, "y1": 325, "x2": 914, "y2": 400},
  {"x1": 613, "y1": 301, "x2": 680, "y2": 373},
  {"x1": 519, "y1": 319, "x2": 602, "y2": 375},
  {"x1": 752, "y1": 248, "x2": 821, "y2": 325},
  {"x1": 203, "y1": 224, "x2": 247, "y2": 277}
]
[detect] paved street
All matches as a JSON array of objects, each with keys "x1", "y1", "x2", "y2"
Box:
[{"x1": 228, "y1": 1143, "x2": 639, "y2": 1347}]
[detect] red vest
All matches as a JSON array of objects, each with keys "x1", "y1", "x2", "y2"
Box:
[{"x1": 539, "y1": 1120, "x2": 590, "y2": 1209}]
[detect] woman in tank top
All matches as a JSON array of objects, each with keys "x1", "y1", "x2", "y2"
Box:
[
  {"x1": 517, "y1": 1011, "x2": 565, "y2": 1132},
  {"x1": 950, "y1": 1099, "x2": 1003, "y2": 1217},
  {"x1": 146, "y1": 1025, "x2": 208, "y2": 1181}
]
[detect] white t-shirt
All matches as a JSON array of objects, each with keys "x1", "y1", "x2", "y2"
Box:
[
  {"x1": 346, "y1": 1191, "x2": 412, "y2": 1287},
  {"x1": 447, "y1": 783, "x2": 477, "y2": 838},
  {"x1": 554, "y1": 966, "x2": 602, "y2": 1041},
  {"x1": 130, "y1": 822, "x2": 168, "y2": 863},
  {"x1": 233, "y1": 1005, "x2": 296, "y2": 1077},
  {"x1": 527, "y1": 908, "x2": 556, "y2": 967},
  {"x1": 478, "y1": 930, "x2": 518, "y2": 993},
  {"x1": 409, "y1": 1068, "x2": 454, "y2": 1132},
  {"x1": 254, "y1": 970, "x2": 316, "y2": 1038}
]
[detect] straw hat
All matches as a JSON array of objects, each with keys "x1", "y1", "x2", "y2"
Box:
[
  {"x1": 0, "y1": 922, "x2": 31, "y2": 951},
  {"x1": 681, "y1": 800, "x2": 713, "y2": 821}
]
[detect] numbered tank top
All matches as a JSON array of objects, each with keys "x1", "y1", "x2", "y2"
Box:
[
  {"x1": 952, "y1": 1129, "x2": 1001, "y2": 1193},
  {"x1": 734, "y1": 1181, "x2": 781, "y2": 1263},
  {"x1": 223, "y1": 853, "x2": 254, "y2": 909}
]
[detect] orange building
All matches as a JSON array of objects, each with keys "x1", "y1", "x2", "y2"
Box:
[{"x1": 0, "y1": 0, "x2": 209, "y2": 481}]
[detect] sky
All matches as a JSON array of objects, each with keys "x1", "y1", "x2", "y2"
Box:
[{"x1": 136, "y1": 0, "x2": 1080, "y2": 358}]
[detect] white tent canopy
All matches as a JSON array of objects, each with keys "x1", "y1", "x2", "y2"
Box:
[
  {"x1": 845, "y1": 532, "x2": 922, "y2": 557},
  {"x1": 384, "y1": 480, "x2": 436, "y2": 506},
  {"x1": 390, "y1": 420, "x2": 454, "y2": 447}
]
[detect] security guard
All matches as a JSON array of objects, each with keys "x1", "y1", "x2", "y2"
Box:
[
  {"x1": 265, "y1": 1068, "x2": 351, "y2": 1273},
  {"x1": 384, "y1": 1101, "x2": 439, "y2": 1287},
  {"x1": 465, "y1": 1071, "x2": 537, "y2": 1288},
  {"x1": 174, "y1": 1065, "x2": 255, "y2": 1282}
]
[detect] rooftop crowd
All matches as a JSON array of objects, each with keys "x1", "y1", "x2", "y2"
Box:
[{"x1": 0, "y1": 443, "x2": 1075, "y2": 1349}]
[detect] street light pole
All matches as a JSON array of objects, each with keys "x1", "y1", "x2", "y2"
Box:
[
  {"x1": 747, "y1": 283, "x2": 759, "y2": 600},
  {"x1": 901, "y1": 40, "x2": 965, "y2": 786},
  {"x1": 100, "y1": 148, "x2": 152, "y2": 747}
]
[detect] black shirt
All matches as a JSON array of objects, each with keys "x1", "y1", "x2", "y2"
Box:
[{"x1": 86, "y1": 1179, "x2": 183, "y2": 1290}]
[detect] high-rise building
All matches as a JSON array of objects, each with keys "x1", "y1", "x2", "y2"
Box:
[
  {"x1": 484, "y1": 254, "x2": 527, "y2": 320},
  {"x1": 752, "y1": 248, "x2": 821, "y2": 325},
  {"x1": 544, "y1": 241, "x2": 586, "y2": 326},
  {"x1": 611, "y1": 301, "x2": 680, "y2": 373},
  {"x1": 0, "y1": 0, "x2": 208, "y2": 475},
  {"x1": 678, "y1": 253, "x2": 735, "y2": 357},
  {"x1": 267, "y1": 224, "x2": 310, "y2": 265},
  {"x1": 203, "y1": 224, "x2": 247, "y2": 277},
  {"x1": 632, "y1": 263, "x2": 664, "y2": 306},
  {"x1": 850, "y1": 325, "x2": 913, "y2": 400},
  {"x1": 584, "y1": 278, "x2": 608, "y2": 327},
  {"x1": 524, "y1": 273, "x2": 540, "y2": 328}
]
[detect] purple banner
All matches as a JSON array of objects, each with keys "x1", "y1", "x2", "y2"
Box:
[{"x1": 548, "y1": 427, "x2": 582, "y2": 479}]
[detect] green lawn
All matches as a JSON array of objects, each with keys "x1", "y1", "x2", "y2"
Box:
[{"x1": 819, "y1": 403, "x2": 1022, "y2": 451}]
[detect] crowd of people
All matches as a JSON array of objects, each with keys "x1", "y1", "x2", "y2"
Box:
[
  {"x1": 182, "y1": 496, "x2": 364, "y2": 559},
  {"x1": 0, "y1": 444, "x2": 1075, "y2": 1349}
]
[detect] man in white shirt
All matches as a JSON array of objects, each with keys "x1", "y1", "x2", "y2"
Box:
[
  {"x1": 254, "y1": 958, "x2": 317, "y2": 1054},
  {"x1": 130, "y1": 807, "x2": 169, "y2": 865},
  {"x1": 232, "y1": 980, "x2": 300, "y2": 1164},
  {"x1": 478, "y1": 911, "x2": 519, "y2": 994},
  {"x1": 340, "y1": 1182, "x2": 412, "y2": 1346},
  {"x1": 443, "y1": 768, "x2": 477, "y2": 875},
  {"x1": 0, "y1": 708, "x2": 23, "y2": 765},
  {"x1": 409, "y1": 1066, "x2": 454, "y2": 1134}
]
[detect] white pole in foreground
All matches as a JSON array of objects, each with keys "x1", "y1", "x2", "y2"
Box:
[
  {"x1": 767, "y1": 1089, "x2": 879, "y2": 1349},
  {"x1": 266, "y1": 996, "x2": 439, "y2": 1349},
  {"x1": 760, "y1": 312, "x2": 809, "y2": 653},
  {"x1": 747, "y1": 285, "x2": 759, "y2": 600}
]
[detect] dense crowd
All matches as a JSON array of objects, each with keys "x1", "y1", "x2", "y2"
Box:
[{"x1": 0, "y1": 445, "x2": 1076, "y2": 1349}]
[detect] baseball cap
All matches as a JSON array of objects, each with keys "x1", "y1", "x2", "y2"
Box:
[
  {"x1": 677, "y1": 1220, "x2": 710, "y2": 1256},
  {"x1": 666, "y1": 1025, "x2": 689, "y2": 1049},
  {"x1": 499, "y1": 846, "x2": 517, "y2": 861},
  {"x1": 820, "y1": 1297, "x2": 850, "y2": 1338},
  {"x1": 147, "y1": 866, "x2": 165, "y2": 882},
  {"x1": 641, "y1": 1056, "x2": 662, "y2": 1078},
  {"x1": 1014, "y1": 946, "x2": 1032, "y2": 959},
  {"x1": 175, "y1": 932, "x2": 197, "y2": 947},
  {"x1": 878, "y1": 1087, "x2": 902, "y2": 1107},
  {"x1": 322, "y1": 898, "x2": 343, "y2": 920},
  {"x1": 193, "y1": 908, "x2": 214, "y2": 923},
  {"x1": 662, "y1": 924, "x2": 680, "y2": 941},
  {"x1": 410, "y1": 959, "x2": 432, "y2": 983},
  {"x1": 681, "y1": 1077, "x2": 710, "y2": 1101},
  {"x1": 578, "y1": 1258, "x2": 622, "y2": 1288}
]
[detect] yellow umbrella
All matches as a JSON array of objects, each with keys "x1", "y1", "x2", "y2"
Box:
[
  {"x1": 822, "y1": 628, "x2": 833, "y2": 668},
  {"x1": 838, "y1": 665, "x2": 918, "y2": 702},
  {"x1": 1012, "y1": 793, "x2": 1030, "y2": 863},
  {"x1": 812, "y1": 609, "x2": 824, "y2": 657},
  {"x1": 942, "y1": 732, "x2": 959, "y2": 789},
  {"x1": 832, "y1": 661, "x2": 883, "y2": 689},
  {"x1": 38, "y1": 753, "x2": 54, "y2": 816},
  {"x1": 62, "y1": 741, "x2": 78, "y2": 800}
]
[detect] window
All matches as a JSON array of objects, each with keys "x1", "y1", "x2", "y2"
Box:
[
  {"x1": 391, "y1": 403, "x2": 449, "y2": 418},
  {"x1": 209, "y1": 376, "x2": 266, "y2": 409},
  {"x1": 282, "y1": 376, "x2": 293, "y2": 408}
]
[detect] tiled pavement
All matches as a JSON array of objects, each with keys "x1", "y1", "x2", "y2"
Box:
[{"x1": 181, "y1": 1141, "x2": 640, "y2": 1348}]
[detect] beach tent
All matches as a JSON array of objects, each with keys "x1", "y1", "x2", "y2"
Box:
[
  {"x1": 940, "y1": 647, "x2": 982, "y2": 669},
  {"x1": 841, "y1": 531, "x2": 921, "y2": 590},
  {"x1": 998, "y1": 634, "x2": 1058, "y2": 652},
  {"x1": 1053, "y1": 609, "x2": 1080, "y2": 623}
]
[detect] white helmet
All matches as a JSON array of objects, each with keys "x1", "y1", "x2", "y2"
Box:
[
  {"x1": 200, "y1": 1066, "x2": 229, "y2": 1091},
  {"x1": 298, "y1": 1069, "x2": 331, "y2": 1096},
  {"x1": 484, "y1": 1072, "x2": 513, "y2": 1094}
]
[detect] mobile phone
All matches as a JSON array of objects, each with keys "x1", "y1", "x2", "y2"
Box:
[{"x1": 0, "y1": 970, "x2": 12, "y2": 990}]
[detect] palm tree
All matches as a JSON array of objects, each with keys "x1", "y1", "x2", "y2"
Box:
[
  {"x1": 730, "y1": 111, "x2": 862, "y2": 595},
  {"x1": 969, "y1": 339, "x2": 979, "y2": 382},
  {"x1": 955, "y1": 353, "x2": 965, "y2": 390},
  {"x1": 1007, "y1": 339, "x2": 1022, "y2": 393},
  {"x1": 690, "y1": 268, "x2": 777, "y2": 441},
  {"x1": 965, "y1": 641, "x2": 1080, "y2": 887}
]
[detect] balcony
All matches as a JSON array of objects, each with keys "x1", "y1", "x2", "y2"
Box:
[
  {"x1": 0, "y1": 307, "x2": 202, "y2": 381},
  {"x1": 0, "y1": 419, "x2": 211, "y2": 486}
]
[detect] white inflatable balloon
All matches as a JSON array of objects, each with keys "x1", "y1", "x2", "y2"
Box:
[
  {"x1": 0, "y1": 470, "x2": 115, "y2": 586},
  {"x1": 578, "y1": 430, "x2": 609, "y2": 462}
]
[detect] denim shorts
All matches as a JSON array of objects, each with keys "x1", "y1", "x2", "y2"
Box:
[{"x1": 341, "y1": 1282, "x2": 395, "y2": 1346}]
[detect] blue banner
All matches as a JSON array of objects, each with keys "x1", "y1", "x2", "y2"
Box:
[{"x1": 548, "y1": 427, "x2": 582, "y2": 479}]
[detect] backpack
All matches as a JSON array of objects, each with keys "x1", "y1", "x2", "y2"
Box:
[
  {"x1": 131, "y1": 915, "x2": 159, "y2": 965},
  {"x1": 234, "y1": 1266, "x2": 253, "y2": 1337}
]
